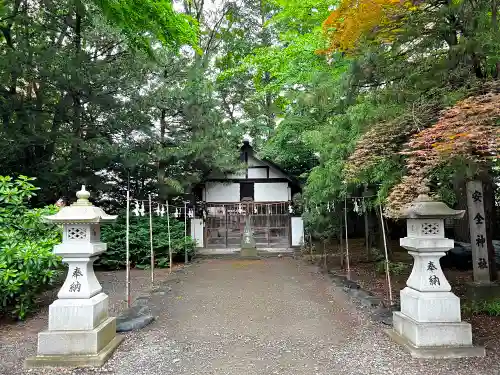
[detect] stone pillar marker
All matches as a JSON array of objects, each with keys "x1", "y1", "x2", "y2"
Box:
[
  {"x1": 386, "y1": 194, "x2": 485, "y2": 358},
  {"x1": 26, "y1": 186, "x2": 124, "y2": 368},
  {"x1": 240, "y1": 214, "x2": 258, "y2": 258},
  {"x1": 464, "y1": 180, "x2": 500, "y2": 305},
  {"x1": 466, "y1": 180, "x2": 491, "y2": 282}
]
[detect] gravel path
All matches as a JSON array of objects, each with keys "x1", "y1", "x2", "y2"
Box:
[{"x1": 2, "y1": 258, "x2": 499, "y2": 375}]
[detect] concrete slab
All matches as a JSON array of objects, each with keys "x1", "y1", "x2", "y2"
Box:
[
  {"x1": 240, "y1": 247, "x2": 259, "y2": 258},
  {"x1": 24, "y1": 335, "x2": 124, "y2": 368},
  {"x1": 37, "y1": 317, "x2": 117, "y2": 356},
  {"x1": 197, "y1": 247, "x2": 293, "y2": 255},
  {"x1": 385, "y1": 329, "x2": 485, "y2": 359},
  {"x1": 393, "y1": 311, "x2": 472, "y2": 347}
]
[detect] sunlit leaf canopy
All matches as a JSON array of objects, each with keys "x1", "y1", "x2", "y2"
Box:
[
  {"x1": 92, "y1": 0, "x2": 199, "y2": 53},
  {"x1": 321, "y1": 0, "x2": 416, "y2": 54}
]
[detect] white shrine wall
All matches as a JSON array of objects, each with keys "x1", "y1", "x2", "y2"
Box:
[
  {"x1": 291, "y1": 217, "x2": 304, "y2": 247},
  {"x1": 247, "y1": 167, "x2": 267, "y2": 178},
  {"x1": 190, "y1": 218, "x2": 204, "y2": 248},
  {"x1": 254, "y1": 182, "x2": 290, "y2": 202},
  {"x1": 204, "y1": 182, "x2": 240, "y2": 202}
]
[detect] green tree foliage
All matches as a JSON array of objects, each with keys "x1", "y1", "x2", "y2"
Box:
[
  {"x1": 99, "y1": 214, "x2": 196, "y2": 269},
  {"x1": 216, "y1": 0, "x2": 499, "y2": 239},
  {"x1": 2, "y1": 0, "x2": 499, "y2": 243},
  {"x1": 93, "y1": 0, "x2": 198, "y2": 53},
  {"x1": 0, "y1": 0, "x2": 198, "y2": 53},
  {"x1": 0, "y1": 176, "x2": 62, "y2": 320},
  {"x1": 0, "y1": 0, "x2": 242, "y2": 206}
]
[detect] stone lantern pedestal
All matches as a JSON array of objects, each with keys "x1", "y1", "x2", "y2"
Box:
[
  {"x1": 386, "y1": 195, "x2": 485, "y2": 358},
  {"x1": 25, "y1": 186, "x2": 124, "y2": 368}
]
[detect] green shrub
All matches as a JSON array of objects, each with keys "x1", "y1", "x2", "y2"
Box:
[
  {"x1": 99, "y1": 214, "x2": 195, "y2": 269},
  {"x1": 462, "y1": 299, "x2": 500, "y2": 317},
  {"x1": 375, "y1": 260, "x2": 409, "y2": 276},
  {"x1": 0, "y1": 176, "x2": 63, "y2": 320},
  {"x1": 370, "y1": 248, "x2": 385, "y2": 262}
]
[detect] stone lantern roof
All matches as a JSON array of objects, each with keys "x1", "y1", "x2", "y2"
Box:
[
  {"x1": 44, "y1": 185, "x2": 117, "y2": 224},
  {"x1": 400, "y1": 194, "x2": 465, "y2": 220}
]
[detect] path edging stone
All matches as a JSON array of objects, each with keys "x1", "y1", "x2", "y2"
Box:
[
  {"x1": 116, "y1": 264, "x2": 192, "y2": 332},
  {"x1": 325, "y1": 269, "x2": 395, "y2": 326}
]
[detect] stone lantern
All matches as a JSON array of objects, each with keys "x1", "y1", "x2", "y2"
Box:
[
  {"x1": 26, "y1": 186, "x2": 124, "y2": 368},
  {"x1": 387, "y1": 194, "x2": 485, "y2": 358}
]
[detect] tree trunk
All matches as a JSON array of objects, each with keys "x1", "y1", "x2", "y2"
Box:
[
  {"x1": 376, "y1": 206, "x2": 392, "y2": 260},
  {"x1": 323, "y1": 240, "x2": 327, "y2": 270},
  {"x1": 71, "y1": 4, "x2": 84, "y2": 185},
  {"x1": 339, "y1": 218, "x2": 344, "y2": 269},
  {"x1": 363, "y1": 186, "x2": 374, "y2": 260},
  {"x1": 493, "y1": 0, "x2": 500, "y2": 78},
  {"x1": 158, "y1": 108, "x2": 168, "y2": 201},
  {"x1": 453, "y1": 177, "x2": 471, "y2": 243},
  {"x1": 493, "y1": 0, "x2": 498, "y2": 33}
]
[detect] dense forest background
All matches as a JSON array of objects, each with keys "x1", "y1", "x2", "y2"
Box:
[{"x1": 1, "y1": 0, "x2": 499, "y2": 236}]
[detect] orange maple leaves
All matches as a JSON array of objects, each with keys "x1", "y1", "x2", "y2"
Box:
[
  {"x1": 321, "y1": 0, "x2": 415, "y2": 54},
  {"x1": 385, "y1": 89, "x2": 500, "y2": 216}
]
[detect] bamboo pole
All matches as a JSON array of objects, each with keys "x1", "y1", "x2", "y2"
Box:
[
  {"x1": 323, "y1": 240, "x2": 327, "y2": 270},
  {"x1": 167, "y1": 201, "x2": 172, "y2": 273},
  {"x1": 184, "y1": 202, "x2": 188, "y2": 264},
  {"x1": 379, "y1": 204, "x2": 393, "y2": 307},
  {"x1": 149, "y1": 195, "x2": 154, "y2": 287},
  {"x1": 125, "y1": 190, "x2": 131, "y2": 308},
  {"x1": 339, "y1": 213, "x2": 344, "y2": 269},
  {"x1": 344, "y1": 197, "x2": 351, "y2": 279}
]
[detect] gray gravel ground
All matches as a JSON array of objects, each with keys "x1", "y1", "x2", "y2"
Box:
[{"x1": 1, "y1": 258, "x2": 499, "y2": 375}]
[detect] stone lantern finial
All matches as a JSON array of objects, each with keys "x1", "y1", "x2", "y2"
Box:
[
  {"x1": 44, "y1": 186, "x2": 116, "y2": 223},
  {"x1": 418, "y1": 184, "x2": 430, "y2": 196},
  {"x1": 75, "y1": 185, "x2": 91, "y2": 205}
]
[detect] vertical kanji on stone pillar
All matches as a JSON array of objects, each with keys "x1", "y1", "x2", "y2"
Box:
[{"x1": 466, "y1": 181, "x2": 493, "y2": 281}]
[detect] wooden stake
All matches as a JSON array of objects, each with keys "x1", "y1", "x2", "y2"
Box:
[
  {"x1": 125, "y1": 190, "x2": 131, "y2": 307},
  {"x1": 184, "y1": 202, "x2": 188, "y2": 264},
  {"x1": 344, "y1": 197, "x2": 351, "y2": 279},
  {"x1": 379, "y1": 204, "x2": 393, "y2": 307},
  {"x1": 339, "y1": 213, "x2": 344, "y2": 269},
  {"x1": 167, "y1": 201, "x2": 172, "y2": 273},
  {"x1": 149, "y1": 195, "x2": 154, "y2": 286}
]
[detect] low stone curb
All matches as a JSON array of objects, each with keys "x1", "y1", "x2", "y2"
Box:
[
  {"x1": 194, "y1": 251, "x2": 297, "y2": 260},
  {"x1": 116, "y1": 296, "x2": 155, "y2": 332},
  {"x1": 325, "y1": 269, "x2": 398, "y2": 326}
]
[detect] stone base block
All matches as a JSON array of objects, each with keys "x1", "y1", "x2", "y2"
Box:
[
  {"x1": 393, "y1": 311, "x2": 472, "y2": 347},
  {"x1": 49, "y1": 293, "x2": 108, "y2": 331},
  {"x1": 25, "y1": 335, "x2": 123, "y2": 368},
  {"x1": 400, "y1": 287, "x2": 461, "y2": 323},
  {"x1": 385, "y1": 329, "x2": 485, "y2": 359},
  {"x1": 37, "y1": 317, "x2": 117, "y2": 356},
  {"x1": 240, "y1": 248, "x2": 259, "y2": 258},
  {"x1": 465, "y1": 281, "x2": 500, "y2": 301}
]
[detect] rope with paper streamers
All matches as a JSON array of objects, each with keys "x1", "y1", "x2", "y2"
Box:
[
  {"x1": 124, "y1": 193, "x2": 194, "y2": 307},
  {"x1": 303, "y1": 194, "x2": 377, "y2": 215},
  {"x1": 302, "y1": 194, "x2": 393, "y2": 306},
  {"x1": 131, "y1": 199, "x2": 195, "y2": 218}
]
